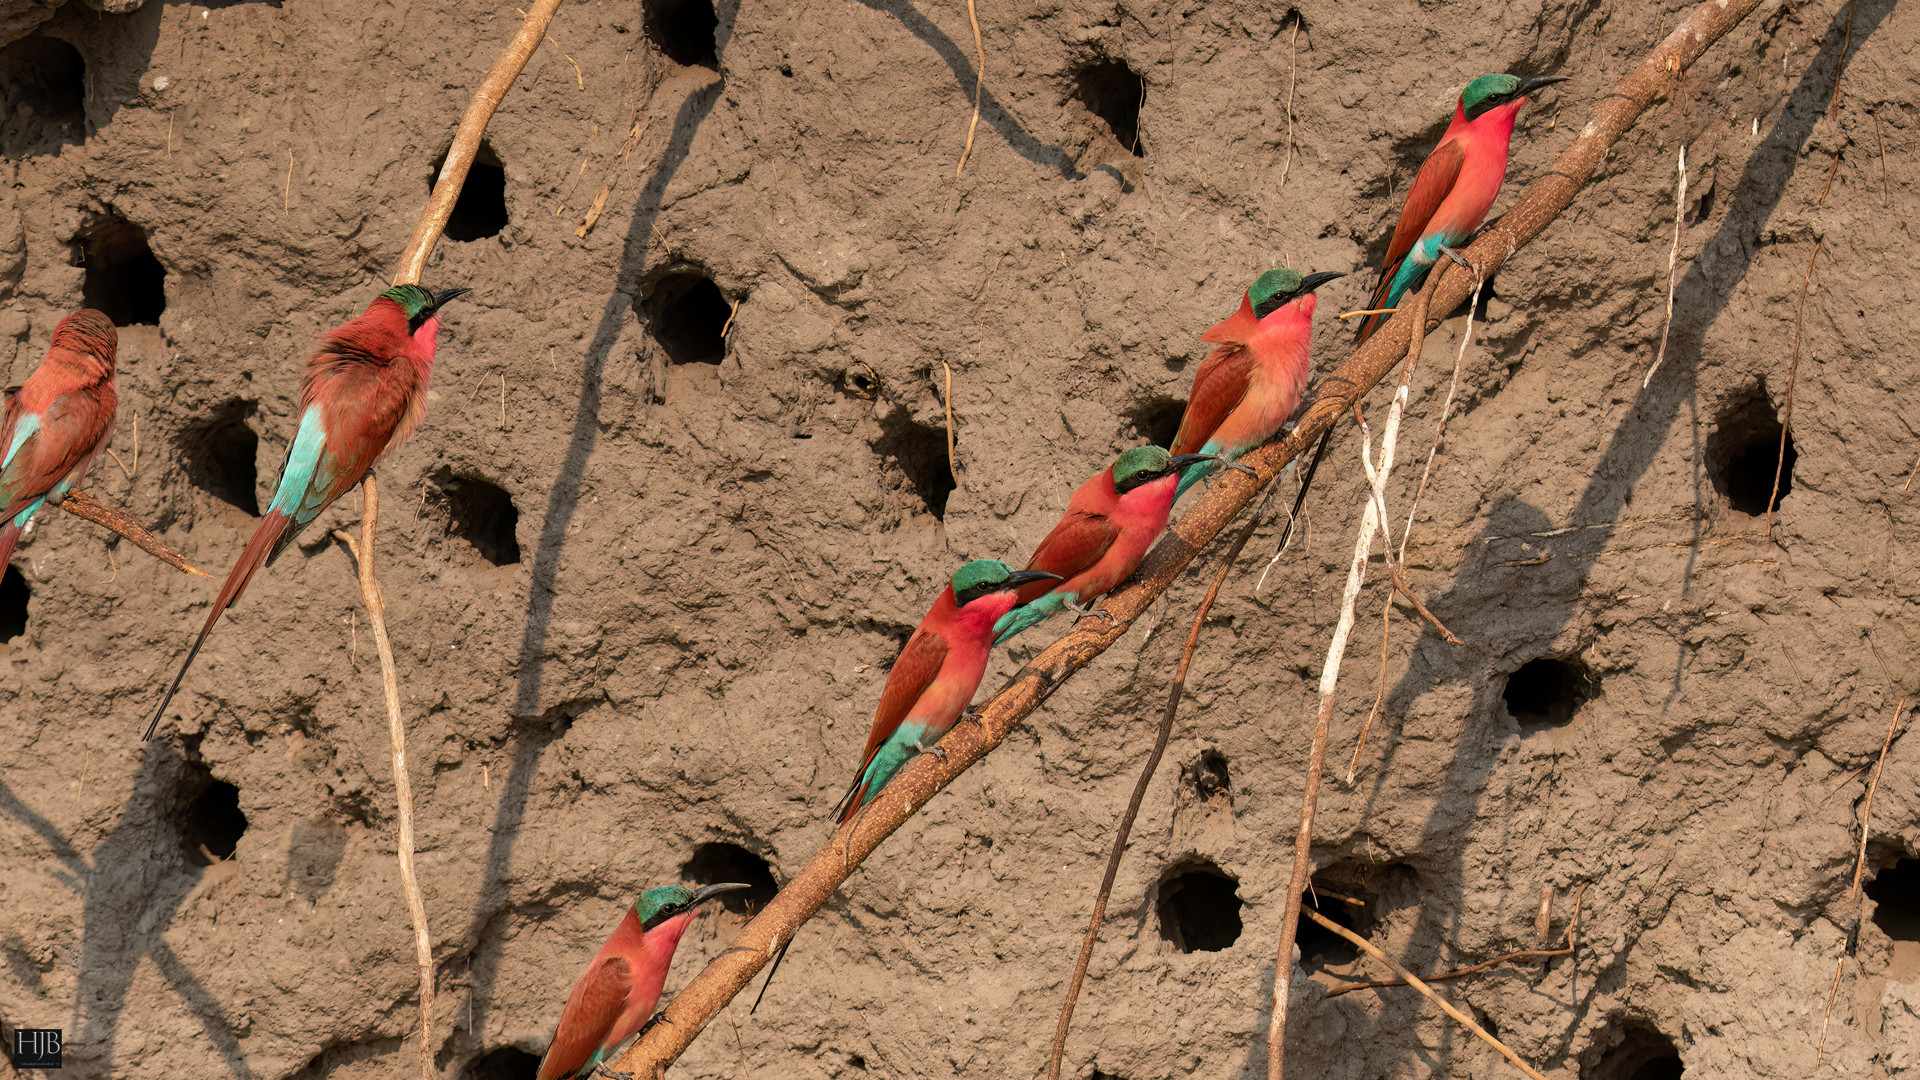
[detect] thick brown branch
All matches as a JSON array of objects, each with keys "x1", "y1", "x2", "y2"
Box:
[
  {"x1": 59, "y1": 489, "x2": 209, "y2": 577},
  {"x1": 612, "y1": 0, "x2": 1770, "y2": 1069}
]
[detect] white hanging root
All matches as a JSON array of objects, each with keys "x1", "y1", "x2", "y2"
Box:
[
  {"x1": 1643, "y1": 145, "x2": 1687, "y2": 388},
  {"x1": 1401, "y1": 270, "x2": 1485, "y2": 560}
]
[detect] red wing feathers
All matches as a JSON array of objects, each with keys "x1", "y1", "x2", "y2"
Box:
[
  {"x1": 859, "y1": 627, "x2": 951, "y2": 767},
  {"x1": 536, "y1": 955, "x2": 633, "y2": 1080},
  {"x1": 1372, "y1": 138, "x2": 1466, "y2": 310},
  {"x1": 1169, "y1": 345, "x2": 1257, "y2": 457},
  {"x1": 1022, "y1": 510, "x2": 1120, "y2": 601}
]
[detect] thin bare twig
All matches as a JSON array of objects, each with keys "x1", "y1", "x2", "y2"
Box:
[
  {"x1": 1401, "y1": 268, "x2": 1483, "y2": 557},
  {"x1": 1347, "y1": 593, "x2": 1393, "y2": 784},
  {"x1": 332, "y1": 476, "x2": 434, "y2": 1080},
  {"x1": 1277, "y1": 19, "x2": 1299, "y2": 189},
  {"x1": 1765, "y1": 241, "x2": 1820, "y2": 537},
  {"x1": 1644, "y1": 146, "x2": 1687, "y2": 388},
  {"x1": 610, "y1": 3, "x2": 1775, "y2": 1068},
  {"x1": 940, "y1": 360, "x2": 962, "y2": 488},
  {"x1": 59, "y1": 489, "x2": 209, "y2": 577},
  {"x1": 1827, "y1": 0, "x2": 1856, "y2": 120},
  {"x1": 1305, "y1": 910, "x2": 1550, "y2": 1080},
  {"x1": 1817, "y1": 695, "x2": 1906, "y2": 1061},
  {"x1": 1328, "y1": 882, "x2": 1586, "y2": 997},
  {"x1": 1045, "y1": 478, "x2": 1286, "y2": 1080},
  {"x1": 954, "y1": 0, "x2": 985, "y2": 175}
]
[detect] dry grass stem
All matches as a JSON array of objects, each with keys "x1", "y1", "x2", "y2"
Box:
[
  {"x1": 940, "y1": 361, "x2": 963, "y2": 488},
  {"x1": 1765, "y1": 240, "x2": 1820, "y2": 537},
  {"x1": 1044, "y1": 481, "x2": 1283, "y2": 1080},
  {"x1": 1337, "y1": 306, "x2": 1397, "y2": 321},
  {"x1": 1402, "y1": 269, "x2": 1483, "y2": 555},
  {"x1": 1828, "y1": 0, "x2": 1856, "y2": 119},
  {"x1": 1328, "y1": 882, "x2": 1586, "y2": 997},
  {"x1": 954, "y1": 0, "x2": 985, "y2": 175},
  {"x1": 1643, "y1": 146, "x2": 1687, "y2": 388},
  {"x1": 1304, "y1": 909, "x2": 1550, "y2": 1080},
  {"x1": 59, "y1": 489, "x2": 209, "y2": 576},
  {"x1": 1346, "y1": 592, "x2": 1393, "y2": 783},
  {"x1": 335, "y1": 475, "x2": 436, "y2": 1080},
  {"x1": 1848, "y1": 695, "x2": 1906, "y2": 901},
  {"x1": 1277, "y1": 19, "x2": 1299, "y2": 189},
  {"x1": 1819, "y1": 150, "x2": 1842, "y2": 205},
  {"x1": 1875, "y1": 113, "x2": 1889, "y2": 206}
]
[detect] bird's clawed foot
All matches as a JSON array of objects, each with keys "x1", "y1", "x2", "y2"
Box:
[
  {"x1": 1208, "y1": 452, "x2": 1257, "y2": 477},
  {"x1": 593, "y1": 1064, "x2": 636, "y2": 1080},
  {"x1": 955, "y1": 707, "x2": 984, "y2": 730},
  {"x1": 1436, "y1": 244, "x2": 1478, "y2": 274},
  {"x1": 1064, "y1": 600, "x2": 1117, "y2": 626},
  {"x1": 912, "y1": 737, "x2": 948, "y2": 763}
]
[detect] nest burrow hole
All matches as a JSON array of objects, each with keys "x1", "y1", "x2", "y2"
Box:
[
  {"x1": 644, "y1": 272, "x2": 730, "y2": 365},
  {"x1": 1187, "y1": 749, "x2": 1231, "y2": 802},
  {"x1": 875, "y1": 410, "x2": 956, "y2": 520},
  {"x1": 461, "y1": 1046, "x2": 540, "y2": 1080},
  {"x1": 180, "y1": 763, "x2": 247, "y2": 866},
  {"x1": 0, "y1": 32, "x2": 85, "y2": 157},
  {"x1": 429, "y1": 142, "x2": 507, "y2": 242},
  {"x1": 1706, "y1": 391, "x2": 1795, "y2": 516},
  {"x1": 182, "y1": 401, "x2": 261, "y2": 516},
  {"x1": 0, "y1": 566, "x2": 28, "y2": 642},
  {"x1": 1585, "y1": 1021, "x2": 1684, "y2": 1080},
  {"x1": 681, "y1": 841, "x2": 779, "y2": 917},
  {"x1": 431, "y1": 470, "x2": 521, "y2": 566},
  {"x1": 1125, "y1": 397, "x2": 1186, "y2": 449},
  {"x1": 645, "y1": 0, "x2": 719, "y2": 68},
  {"x1": 1503, "y1": 656, "x2": 1595, "y2": 731},
  {"x1": 1155, "y1": 860, "x2": 1243, "y2": 952},
  {"x1": 1295, "y1": 889, "x2": 1365, "y2": 967},
  {"x1": 1073, "y1": 58, "x2": 1146, "y2": 156},
  {"x1": 72, "y1": 213, "x2": 166, "y2": 326},
  {"x1": 1866, "y1": 858, "x2": 1920, "y2": 944}
]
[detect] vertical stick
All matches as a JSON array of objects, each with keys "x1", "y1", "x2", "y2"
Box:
[{"x1": 339, "y1": 475, "x2": 436, "y2": 1080}]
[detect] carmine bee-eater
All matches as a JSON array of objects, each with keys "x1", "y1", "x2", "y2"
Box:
[
  {"x1": 535, "y1": 883, "x2": 750, "y2": 1080},
  {"x1": 146, "y1": 284, "x2": 467, "y2": 738},
  {"x1": 993, "y1": 446, "x2": 1211, "y2": 643},
  {"x1": 1355, "y1": 72, "x2": 1568, "y2": 344},
  {"x1": 835, "y1": 559, "x2": 1063, "y2": 820},
  {"x1": 0, "y1": 309, "x2": 119, "y2": 568},
  {"x1": 1170, "y1": 268, "x2": 1344, "y2": 497}
]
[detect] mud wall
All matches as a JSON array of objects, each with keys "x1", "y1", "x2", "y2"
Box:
[{"x1": 1, "y1": 0, "x2": 1916, "y2": 1076}]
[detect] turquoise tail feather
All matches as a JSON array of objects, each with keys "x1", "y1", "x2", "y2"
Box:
[{"x1": 836, "y1": 720, "x2": 933, "y2": 822}]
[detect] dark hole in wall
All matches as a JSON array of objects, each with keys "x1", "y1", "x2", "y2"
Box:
[
  {"x1": 72, "y1": 214, "x2": 166, "y2": 326},
  {"x1": 846, "y1": 1054, "x2": 867, "y2": 1071},
  {"x1": 0, "y1": 33, "x2": 85, "y2": 157},
  {"x1": 182, "y1": 401, "x2": 261, "y2": 516},
  {"x1": 644, "y1": 272, "x2": 730, "y2": 364},
  {"x1": 1585, "y1": 1022, "x2": 1684, "y2": 1080},
  {"x1": 1187, "y1": 749, "x2": 1231, "y2": 802},
  {"x1": 681, "y1": 842, "x2": 779, "y2": 917},
  {"x1": 1156, "y1": 861, "x2": 1242, "y2": 952},
  {"x1": 429, "y1": 142, "x2": 508, "y2": 242},
  {"x1": 645, "y1": 0, "x2": 719, "y2": 68},
  {"x1": 432, "y1": 470, "x2": 521, "y2": 566},
  {"x1": 1706, "y1": 391, "x2": 1795, "y2": 515},
  {"x1": 1074, "y1": 58, "x2": 1146, "y2": 156},
  {"x1": 874, "y1": 410, "x2": 956, "y2": 520},
  {"x1": 1866, "y1": 858, "x2": 1920, "y2": 943},
  {"x1": 0, "y1": 565, "x2": 28, "y2": 641},
  {"x1": 1503, "y1": 656, "x2": 1594, "y2": 730},
  {"x1": 462, "y1": 1046, "x2": 540, "y2": 1080},
  {"x1": 180, "y1": 766, "x2": 247, "y2": 866},
  {"x1": 1295, "y1": 890, "x2": 1362, "y2": 967},
  {"x1": 1125, "y1": 397, "x2": 1186, "y2": 449},
  {"x1": 1091, "y1": 1071, "x2": 1127, "y2": 1080}
]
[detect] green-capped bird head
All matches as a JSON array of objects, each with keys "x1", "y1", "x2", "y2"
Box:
[
  {"x1": 379, "y1": 283, "x2": 472, "y2": 333},
  {"x1": 1112, "y1": 445, "x2": 1215, "y2": 494},
  {"x1": 1461, "y1": 72, "x2": 1568, "y2": 121},
  {"x1": 634, "y1": 882, "x2": 752, "y2": 931},
  {"x1": 1248, "y1": 268, "x2": 1347, "y2": 318},
  {"x1": 951, "y1": 559, "x2": 1062, "y2": 605}
]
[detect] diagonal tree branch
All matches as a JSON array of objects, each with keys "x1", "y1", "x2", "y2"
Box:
[{"x1": 612, "y1": 0, "x2": 1771, "y2": 1070}]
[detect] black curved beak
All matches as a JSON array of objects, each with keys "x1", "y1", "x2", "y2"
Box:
[
  {"x1": 431, "y1": 287, "x2": 472, "y2": 311},
  {"x1": 1167, "y1": 453, "x2": 1216, "y2": 471},
  {"x1": 1518, "y1": 74, "x2": 1570, "y2": 95},
  {"x1": 689, "y1": 882, "x2": 753, "y2": 907},
  {"x1": 1298, "y1": 271, "x2": 1347, "y2": 295},
  {"x1": 1005, "y1": 570, "x2": 1065, "y2": 589}
]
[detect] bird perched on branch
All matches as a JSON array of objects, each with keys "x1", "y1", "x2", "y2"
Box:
[
  {"x1": 1355, "y1": 72, "x2": 1568, "y2": 344},
  {"x1": 535, "y1": 883, "x2": 749, "y2": 1080},
  {"x1": 836, "y1": 559, "x2": 1062, "y2": 820},
  {"x1": 1170, "y1": 268, "x2": 1344, "y2": 497},
  {"x1": 993, "y1": 446, "x2": 1211, "y2": 643},
  {"x1": 147, "y1": 284, "x2": 467, "y2": 738},
  {"x1": 0, "y1": 309, "x2": 119, "y2": 568}
]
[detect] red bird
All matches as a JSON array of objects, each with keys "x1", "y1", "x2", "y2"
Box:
[
  {"x1": 1356, "y1": 72, "x2": 1567, "y2": 344},
  {"x1": 994, "y1": 446, "x2": 1210, "y2": 642},
  {"x1": 147, "y1": 284, "x2": 466, "y2": 738},
  {"x1": 535, "y1": 883, "x2": 749, "y2": 1080},
  {"x1": 0, "y1": 309, "x2": 119, "y2": 567},
  {"x1": 1169, "y1": 268, "x2": 1344, "y2": 497}
]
